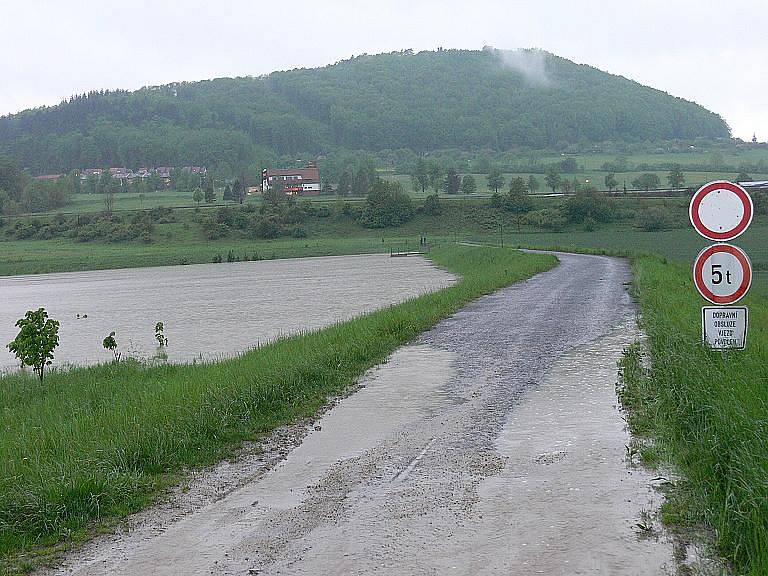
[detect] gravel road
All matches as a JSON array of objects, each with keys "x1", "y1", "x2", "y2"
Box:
[{"x1": 49, "y1": 252, "x2": 678, "y2": 575}]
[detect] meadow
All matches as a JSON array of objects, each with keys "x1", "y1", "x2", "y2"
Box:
[
  {"x1": 0, "y1": 246, "x2": 557, "y2": 572},
  {"x1": 621, "y1": 257, "x2": 768, "y2": 574}
]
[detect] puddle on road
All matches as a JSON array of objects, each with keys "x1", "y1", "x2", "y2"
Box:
[
  {"x1": 454, "y1": 321, "x2": 675, "y2": 575},
  {"x1": 247, "y1": 344, "x2": 458, "y2": 510}
]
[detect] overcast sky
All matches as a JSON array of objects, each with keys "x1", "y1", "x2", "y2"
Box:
[{"x1": 1, "y1": 0, "x2": 765, "y2": 141}]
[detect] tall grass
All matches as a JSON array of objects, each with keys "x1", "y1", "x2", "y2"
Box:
[
  {"x1": 0, "y1": 246, "x2": 557, "y2": 571},
  {"x1": 621, "y1": 256, "x2": 768, "y2": 574}
]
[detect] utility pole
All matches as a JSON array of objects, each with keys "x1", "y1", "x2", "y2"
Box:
[{"x1": 500, "y1": 222, "x2": 504, "y2": 248}]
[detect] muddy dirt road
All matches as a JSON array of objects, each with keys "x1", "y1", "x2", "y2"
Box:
[{"x1": 50, "y1": 253, "x2": 676, "y2": 575}]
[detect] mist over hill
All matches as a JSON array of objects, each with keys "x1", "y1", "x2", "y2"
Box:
[{"x1": 0, "y1": 48, "x2": 730, "y2": 173}]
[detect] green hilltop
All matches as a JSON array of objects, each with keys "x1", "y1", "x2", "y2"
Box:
[{"x1": 0, "y1": 48, "x2": 729, "y2": 173}]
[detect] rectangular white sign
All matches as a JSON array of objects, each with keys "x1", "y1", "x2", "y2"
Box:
[{"x1": 701, "y1": 306, "x2": 748, "y2": 350}]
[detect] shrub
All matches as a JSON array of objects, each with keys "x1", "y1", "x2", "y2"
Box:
[
  {"x1": 563, "y1": 191, "x2": 614, "y2": 223},
  {"x1": 359, "y1": 180, "x2": 414, "y2": 228},
  {"x1": 292, "y1": 226, "x2": 308, "y2": 238},
  {"x1": 638, "y1": 206, "x2": 671, "y2": 231},
  {"x1": 250, "y1": 217, "x2": 282, "y2": 239},
  {"x1": 423, "y1": 194, "x2": 441, "y2": 216},
  {"x1": 523, "y1": 208, "x2": 567, "y2": 231}
]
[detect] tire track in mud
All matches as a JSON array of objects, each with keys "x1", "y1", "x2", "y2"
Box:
[{"x1": 49, "y1": 253, "x2": 677, "y2": 576}]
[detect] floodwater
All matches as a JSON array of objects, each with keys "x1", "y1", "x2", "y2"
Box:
[
  {"x1": 48, "y1": 252, "x2": 681, "y2": 575},
  {"x1": 0, "y1": 255, "x2": 456, "y2": 372}
]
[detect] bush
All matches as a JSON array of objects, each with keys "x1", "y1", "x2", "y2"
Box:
[
  {"x1": 563, "y1": 191, "x2": 614, "y2": 223},
  {"x1": 204, "y1": 223, "x2": 229, "y2": 240},
  {"x1": 423, "y1": 194, "x2": 441, "y2": 216},
  {"x1": 523, "y1": 208, "x2": 567, "y2": 231},
  {"x1": 250, "y1": 217, "x2": 282, "y2": 239},
  {"x1": 638, "y1": 206, "x2": 670, "y2": 231},
  {"x1": 359, "y1": 180, "x2": 414, "y2": 228},
  {"x1": 753, "y1": 191, "x2": 767, "y2": 216}
]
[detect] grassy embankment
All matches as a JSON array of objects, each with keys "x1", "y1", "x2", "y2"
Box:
[
  {"x1": 618, "y1": 259, "x2": 767, "y2": 574},
  {"x1": 0, "y1": 245, "x2": 557, "y2": 573}
]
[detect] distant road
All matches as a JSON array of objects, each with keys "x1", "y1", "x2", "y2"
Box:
[{"x1": 49, "y1": 253, "x2": 676, "y2": 575}]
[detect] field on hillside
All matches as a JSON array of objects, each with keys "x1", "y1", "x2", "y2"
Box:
[
  {"x1": 385, "y1": 170, "x2": 768, "y2": 197},
  {"x1": 3, "y1": 196, "x2": 766, "y2": 295}
]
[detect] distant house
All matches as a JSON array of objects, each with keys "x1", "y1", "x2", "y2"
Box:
[
  {"x1": 262, "y1": 165, "x2": 321, "y2": 196},
  {"x1": 155, "y1": 167, "x2": 173, "y2": 180},
  {"x1": 33, "y1": 174, "x2": 63, "y2": 182},
  {"x1": 80, "y1": 168, "x2": 103, "y2": 181}
]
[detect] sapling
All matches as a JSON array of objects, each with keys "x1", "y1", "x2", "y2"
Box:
[
  {"x1": 102, "y1": 331, "x2": 121, "y2": 362},
  {"x1": 155, "y1": 322, "x2": 168, "y2": 347},
  {"x1": 7, "y1": 307, "x2": 60, "y2": 382}
]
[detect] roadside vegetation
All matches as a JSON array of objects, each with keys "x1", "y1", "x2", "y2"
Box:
[
  {"x1": 0, "y1": 245, "x2": 557, "y2": 573},
  {"x1": 619, "y1": 257, "x2": 768, "y2": 575}
]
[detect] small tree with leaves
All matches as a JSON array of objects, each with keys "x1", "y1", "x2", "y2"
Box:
[
  {"x1": 442, "y1": 167, "x2": 461, "y2": 194},
  {"x1": 506, "y1": 177, "x2": 534, "y2": 232},
  {"x1": 102, "y1": 331, "x2": 121, "y2": 362},
  {"x1": 192, "y1": 187, "x2": 203, "y2": 205},
  {"x1": 460, "y1": 174, "x2": 477, "y2": 194},
  {"x1": 411, "y1": 157, "x2": 430, "y2": 193},
  {"x1": 632, "y1": 173, "x2": 661, "y2": 191},
  {"x1": 604, "y1": 173, "x2": 618, "y2": 192},
  {"x1": 527, "y1": 175, "x2": 540, "y2": 193},
  {"x1": 203, "y1": 178, "x2": 216, "y2": 203},
  {"x1": 667, "y1": 166, "x2": 685, "y2": 189},
  {"x1": 155, "y1": 322, "x2": 168, "y2": 347},
  {"x1": 232, "y1": 179, "x2": 245, "y2": 204},
  {"x1": 487, "y1": 167, "x2": 505, "y2": 193},
  {"x1": 545, "y1": 168, "x2": 561, "y2": 192},
  {"x1": 7, "y1": 308, "x2": 60, "y2": 381}
]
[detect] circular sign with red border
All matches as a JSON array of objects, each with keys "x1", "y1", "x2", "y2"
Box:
[
  {"x1": 689, "y1": 180, "x2": 753, "y2": 241},
  {"x1": 693, "y1": 243, "x2": 752, "y2": 305}
]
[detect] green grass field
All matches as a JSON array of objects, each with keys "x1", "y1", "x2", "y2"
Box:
[
  {"x1": 620, "y1": 257, "x2": 768, "y2": 574},
  {"x1": 0, "y1": 246, "x2": 557, "y2": 573},
  {"x1": 385, "y1": 170, "x2": 768, "y2": 197}
]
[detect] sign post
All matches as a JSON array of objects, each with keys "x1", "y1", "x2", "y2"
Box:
[{"x1": 689, "y1": 181, "x2": 753, "y2": 349}]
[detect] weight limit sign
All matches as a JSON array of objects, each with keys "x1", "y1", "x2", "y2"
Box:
[{"x1": 693, "y1": 243, "x2": 752, "y2": 306}]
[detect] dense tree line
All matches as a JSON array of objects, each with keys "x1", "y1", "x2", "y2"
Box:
[{"x1": 0, "y1": 49, "x2": 729, "y2": 174}]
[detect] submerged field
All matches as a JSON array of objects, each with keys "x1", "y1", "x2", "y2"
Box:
[{"x1": 0, "y1": 245, "x2": 557, "y2": 573}]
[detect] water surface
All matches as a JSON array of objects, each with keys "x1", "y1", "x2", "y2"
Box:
[{"x1": 0, "y1": 254, "x2": 455, "y2": 372}]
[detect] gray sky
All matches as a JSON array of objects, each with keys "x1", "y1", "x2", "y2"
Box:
[{"x1": 1, "y1": 0, "x2": 765, "y2": 141}]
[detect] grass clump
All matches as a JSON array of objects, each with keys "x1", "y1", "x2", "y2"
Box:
[
  {"x1": 621, "y1": 256, "x2": 768, "y2": 574},
  {"x1": 0, "y1": 245, "x2": 557, "y2": 571}
]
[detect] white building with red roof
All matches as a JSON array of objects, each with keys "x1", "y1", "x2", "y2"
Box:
[{"x1": 261, "y1": 165, "x2": 321, "y2": 196}]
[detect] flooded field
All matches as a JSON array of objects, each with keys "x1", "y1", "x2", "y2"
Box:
[{"x1": 0, "y1": 254, "x2": 455, "y2": 372}]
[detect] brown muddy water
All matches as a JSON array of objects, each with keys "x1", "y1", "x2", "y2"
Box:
[{"x1": 0, "y1": 254, "x2": 455, "y2": 372}]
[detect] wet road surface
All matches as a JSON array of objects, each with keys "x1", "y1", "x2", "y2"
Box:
[{"x1": 50, "y1": 252, "x2": 675, "y2": 575}]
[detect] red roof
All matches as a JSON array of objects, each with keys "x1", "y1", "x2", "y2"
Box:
[{"x1": 264, "y1": 167, "x2": 320, "y2": 181}]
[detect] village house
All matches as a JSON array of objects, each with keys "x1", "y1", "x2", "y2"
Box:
[{"x1": 261, "y1": 164, "x2": 321, "y2": 196}]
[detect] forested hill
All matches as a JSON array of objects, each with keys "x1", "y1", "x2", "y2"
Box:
[{"x1": 0, "y1": 48, "x2": 730, "y2": 173}]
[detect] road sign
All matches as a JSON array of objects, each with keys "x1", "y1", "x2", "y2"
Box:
[
  {"x1": 689, "y1": 180, "x2": 753, "y2": 241},
  {"x1": 702, "y1": 306, "x2": 748, "y2": 349},
  {"x1": 693, "y1": 243, "x2": 752, "y2": 305}
]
